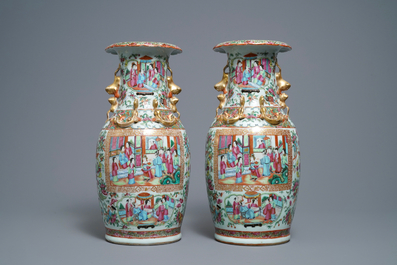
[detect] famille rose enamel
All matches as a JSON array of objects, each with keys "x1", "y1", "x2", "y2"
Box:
[
  {"x1": 96, "y1": 42, "x2": 190, "y2": 245},
  {"x1": 205, "y1": 40, "x2": 300, "y2": 245}
]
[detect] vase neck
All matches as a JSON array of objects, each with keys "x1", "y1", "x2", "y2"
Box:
[
  {"x1": 116, "y1": 52, "x2": 171, "y2": 110},
  {"x1": 224, "y1": 51, "x2": 280, "y2": 108}
]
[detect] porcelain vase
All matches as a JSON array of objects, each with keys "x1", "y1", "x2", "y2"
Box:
[
  {"x1": 96, "y1": 42, "x2": 190, "y2": 245},
  {"x1": 205, "y1": 40, "x2": 300, "y2": 245}
]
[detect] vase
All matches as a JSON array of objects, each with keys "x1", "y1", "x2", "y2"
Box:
[
  {"x1": 205, "y1": 40, "x2": 300, "y2": 245},
  {"x1": 96, "y1": 42, "x2": 191, "y2": 245}
]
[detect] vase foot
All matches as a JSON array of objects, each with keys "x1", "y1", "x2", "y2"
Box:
[
  {"x1": 214, "y1": 233, "x2": 290, "y2": 246},
  {"x1": 105, "y1": 233, "x2": 181, "y2": 246}
]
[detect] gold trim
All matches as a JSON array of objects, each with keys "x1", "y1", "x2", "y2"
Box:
[
  {"x1": 114, "y1": 98, "x2": 141, "y2": 128},
  {"x1": 153, "y1": 99, "x2": 180, "y2": 127},
  {"x1": 105, "y1": 64, "x2": 121, "y2": 120},
  {"x1": 104, "y1": 129, "x2": 185, "y2": 193},
  {"x1": 213, "y1": 128, "x2": 292, "y2": 192},
  {"x1": 214, "y1": 63, "x2": 229, "y2": 117},
  {"x1": 275, "y1": 61, "x2": 291, "y2": 117},
  {"x1": 217, "y1": 96, "x2": 246, "y2": 125},
  {"x1": 259, "y1": 96, "x2": 284, "y2": 125}
]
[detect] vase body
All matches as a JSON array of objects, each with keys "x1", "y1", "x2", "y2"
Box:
[
  {"x1": 205, "y1": 40, "x2": 300, "y2": 245},
  {"x1": 96, "y1": 42, "x2": 190, "y2": 245}
]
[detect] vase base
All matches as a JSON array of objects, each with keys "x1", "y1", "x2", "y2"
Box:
[
  {"x1": 214, "y1": 233, "x2": 290, "y2": 246},
  {"x1": 105, "y1": 233, "x2": 181, "y2": 246}
]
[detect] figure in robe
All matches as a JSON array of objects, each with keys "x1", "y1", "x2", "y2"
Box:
[
  {"x1": 256, "y1": 65, "x2": 266, "y2": 86},
  {"x1": 149, "y1": 140, "x2": 158, "y2": 150},
  {"x1": 133, "y1": 204, "x2": 148, "y2": 221},
  {"x1": 143, "y1": 200, "x2": 153, "y2": 218},
  {"x1": 219, "y1": 155, "x2": 227, "y2": 179},
  {"x1": 273, "y1": 149, "x2": 282, "y2": 173},
  {"x1": 111, "y1": 157, "x2": 119, "y2": 182},
  {"x1": 125, "y1": 199, "x2": 132, "y2": 222},
  {"x1": 166, "y1": 149, "x2": 174, "y2": 174},
  {"x1": 156, "y1": 200, "x2": 165, "y2": 222},
  {"x1": 281, "y1": 149, "x2": 288, "y2": 169},
  {"x1": 235, "y1": 60, "x2": 243, "y2": 84},
  {"x1": 232, "y1": 141, "x2": 242, "y2": 160},
  {"x1": 125, "y1": 142, "x2": 133, "y2": 160},
  {"x1": 147, "y1": 64, "x2": 154, "y2": 86},
  {"x1": 106, "y1": 205, "x2": 117, "y2": 223},
  {"x1": 127, "y1": 158, "x2": 135, "y2": 184},
  {"x1": 151, "y1": 67, "x2": 160, "y2": 88},
  {"x1": 119, "y1": 146, "x2": 128, "y2": 169},
  {"x1": 233, "y1": 198, "x2": 240, "y2": 220},
  {"x1": 142, "y1": 157, "x2": 154, "y2": 181},
  {"x1": 251, "y1": 61, "x2": 260, "y2": 83},
  {"x1": 226, "y1": 144, "x2": 236, "y2": 167},
  {"x1": 159, "y1": 149, "x2": 167, "y2": 172},
  {"x1": 129, "y1": 63, "x2": 138, "y2": 87},
  {"x1": 137, "y1": 68, "x2": 146, "y2": 88},
  {"x1": 173, "y1": 150, "x2": 180, "y2": 171},
  {"x1": 242, "y1": 65, "x2": 251, "y2": 85},
  {"x1": 257, "y1": 138, "x2": 266, "y2": 149},
  {"x1": 163, "y1": 198, "x2": 169, "y2": 221},
  {"x1": 249, "y1": 199, "x2": 260, "y2": 218},
  {"x1": 235, "y1": 158, "x2": 243, "y2": 184},
  {"x1": 249, "y1": 155, "x2": 260, "y2": 181},
  {"x1": 263, "y1": 199, "x2": 272, "y2": 221},
  {"x1": 240, "y1": 201, "x2": 254, "y2": 219},
  {"x1": 269, "y1": 196, "x2": 276, "y2": 221},
  {"x1": 152, "y1": 151, "x2": 163, "y2": 178},
  {"x1": 260, "y1": 150, "x2": 271, "y2": 177}
]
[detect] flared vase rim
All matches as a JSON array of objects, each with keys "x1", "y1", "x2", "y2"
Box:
[
  {"x1": 213, "y1": 40, "x2": 291, "y2": 53},
  {"x1": 105, "y1": 41, "x2": 182, "y2": 55}
]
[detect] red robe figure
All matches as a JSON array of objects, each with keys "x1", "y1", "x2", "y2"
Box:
[
  {"x1": 274, "y1": 150, "x2": 282, "y2": 173},
  {"x1": 157, "y1": 203, "x2": 165, "y2": 222},
  {"x1": 166, "y1": 150, "x2": 173, "y2": 174},
  {"x1": 235, "y1": 60, "x2": 243, "y2": 84},
  {"x1": 125, "y1": 200, "x2": 132, "y2": 222},
  {"x1": 263, "y1": 200, "x2": 273, "y2": 221},
  {"x1": 129, "y1": 64, "x2": 138, "y2": 87},
  {"x1": 125, "y1": 142, "x2": 133, "y2": 160},
  {"x1": 233, "y1": 198, "x2": 240, "y2": 219},
  {"x1": 219, "y1": 155, "x2": 227, "y2": 179},
  {"x1": 111, "y1": 157, "x2": 118, "y2": 179}
]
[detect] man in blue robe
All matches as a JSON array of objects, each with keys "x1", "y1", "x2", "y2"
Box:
[
  {"x1": 133, "y1": 205, "x2": 148, "y2": 221},
  {"x1": 260, "y1": 150, "x2": 271, "y2": 176},
  {"x1": 153, "y1": 151, "x2": 163, "y2": 178}
]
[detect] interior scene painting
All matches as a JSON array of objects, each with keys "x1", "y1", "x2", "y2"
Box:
[
  {"x1": 117, "y1": 193, "x2": 175, "y2": 228},
  {"x1": 217, "y1": 134, "x2": 289, "y2": 185},
  {"x1": 125, "y1": 56, "x2": 166, "y2": 93},
  {"x1": 224, "y1": 192, "x2": 283, "y2": 227},
  {"x1": 230, "y1": 54, "x2": 273, "y2": 92},
  {"x1": 108, "y1": 135, "x2": 181, "y2": 186}
]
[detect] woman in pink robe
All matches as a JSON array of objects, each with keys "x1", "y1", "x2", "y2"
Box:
[
  {"x1": 233, "y1": 197, "x2": 240, "y2": 219},
  {"x1": 166, "y1": 149, "x2": 173, "y2": 174},
  {"x1": 219, "y1": 155, "x2": 227, "y2": 179},
  {"x1": 125, "y1": 199, "x2": 132, "y2": 222},
  {"x1": 263, "y1": 199, "x2": 272, "y2": 221},
  {"x1": 111, "y1": 157, "x2": 118, "y2": 180},
  {"x1": 125, "y1": 142, "x2": 133, "y2": 160},
  {"x1": 252, "y1": 61, "x2": 260, "y2": 81},
  {"x1": 274, "y1": 150, "x2": 282, "y2": 173},
  {"x1": 129, "y1": 63, "x2": 138, "y2": 87},
  {"x1": 235, "y1": 60, "x2": 243, "y2": 84},
  {"x1": 157, "y1": 202, "x2": 165, "y2": 222},
  {"x1": 232, "y1": 141, "x2": 242, "y2": 160}
]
